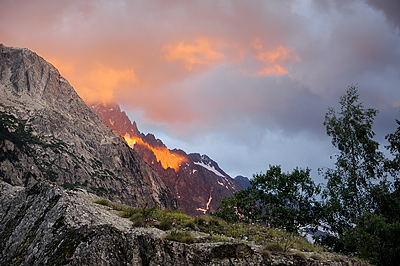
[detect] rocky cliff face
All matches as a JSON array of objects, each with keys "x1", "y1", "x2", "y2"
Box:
[
  {"x1": 0, "y1": 181, "x2": 369, "y2": 266},
  {"x1": 91, "y1": 103, "x2": 243, "y2": 215},
  {"x1": 0, "y1": 44, "x2": 176, "y2": 209}
]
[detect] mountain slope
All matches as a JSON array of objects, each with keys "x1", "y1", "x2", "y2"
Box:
[
  {"x1": 235, "y1": 175, "x2": 251, "y2": 189},
  {"x1": 0, "y1": 44, "x2": 176, "y2": 209},
  {"x1": 92, "y1": 103, "x2": 243, "y2": 215}
]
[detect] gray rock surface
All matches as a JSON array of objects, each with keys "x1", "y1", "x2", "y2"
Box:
[
  {"x1": 0, "y1": 44, "x2": 176, "y2": 209},
  {"x1": 0, "y1": 181, "x2": 369, "y2": 265}
]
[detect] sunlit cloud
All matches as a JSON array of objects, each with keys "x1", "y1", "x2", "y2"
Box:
[
  {"x1": 48, "y1": 57, "x2": 76, "y2": 75},
  {"x1": 86, "y1": 64, "x2": 137, "y2": 104},
  {"x1": 56, "y1": 61, "x2": 137, "y2": 104},
  {"x1": 162, "y1": 38, "x2": 225, "y2": 71},
  {"x1": 251, "y1": 40, "x2": 300, "y2": 76}
]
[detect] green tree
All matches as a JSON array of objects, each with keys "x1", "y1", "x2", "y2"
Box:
[
  {"x1": 385, "y1": 116, "x2": 400, "y2": 177},
  {"x1": 343, "y1": 212, "x2": 400, "y2": 266},
  {"x1": 376, "y1": 114, "x2": 400, "y2": 222},
  {"x1": 321, "y1": 85, "x2": 385, "y2": 234},
  {"x1": 214, "y1": 188, "x2": 261, "y2": 223},
  {"x1": 251, "y1": 165, "x2": 322, "y2": 232},
  {"x1": 215, "y1": 165, "x2": 321, "y2": 233}
]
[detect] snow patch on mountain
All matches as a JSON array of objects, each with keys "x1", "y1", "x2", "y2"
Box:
[{"x1": 193, "y1": 161, "x2": 225, "y2": 177}]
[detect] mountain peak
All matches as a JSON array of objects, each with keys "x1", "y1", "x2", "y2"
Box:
[
  {"x1": 93, "y1": 103, "x2": 244, "y2": 215},
  {"x1": 0, "y1": 45, "x2": 176, "y2": 209}
]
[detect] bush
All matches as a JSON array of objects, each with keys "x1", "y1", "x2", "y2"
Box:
[
  {"x1": 158, "y1": 218, "x2": 173, "y2": 231},
  {"x1": 183, "y1": 220, "x2": 197, "y2": 230}
]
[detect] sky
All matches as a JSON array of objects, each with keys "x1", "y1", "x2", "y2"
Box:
[{"x1": 1, "y1": 0, "x2": 400, "y2": 184}]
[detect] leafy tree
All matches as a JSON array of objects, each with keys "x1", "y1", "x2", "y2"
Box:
[
  {"x1": 343, "y1": 212, "x2": 400, "y2": 266},
  {"x1": 215, "y1": 165, "x2": 321, "y2": 233},
  {"x1": 213, "y1": 188, "x2": 261, "y2": 223},
  {"x1": 251, "y1": 165, "x2": 322, "y2": 232},
  {"x1": 385, "y1": 116, "x2": 400, "y2": 177},
  {"x1": 321, "y1": 85, "x2": 385, "y2": 234}
]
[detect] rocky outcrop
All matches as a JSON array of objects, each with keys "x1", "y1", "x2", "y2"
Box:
[
  {"x1": 92, "y1": 103, "x2": 243, "y2": 215},
  {"x1": 0, "y1": 181, "x2": 369, "y2": 266},
  {"x1": 0, "y1": 44, "x2": 176, "y2": 209}
]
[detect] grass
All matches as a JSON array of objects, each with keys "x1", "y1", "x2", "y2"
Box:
[
  {"x1": 310, "y1": 253, "x2": 324, "y2": 261},
  {"x1": 292, "y1": 251, "x2": 307, "y2": 262},
  {"x1": 163, "y1": 229, "x2": 196, "y2": 244},
  {"x1": 93, "y1": 199, "x2": 326, "y2": 252},
  {"x1": 92, "y1": 199, "x2": 370, "y2": 264}
]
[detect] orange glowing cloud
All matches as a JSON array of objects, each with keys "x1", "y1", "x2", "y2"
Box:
[
  {"x1": 48, "y1": 58, "x2": 137, "y2": 104},
  {"x1": 48, "y1": 57, "x2": 76, "y2": 74},
  {"x1": 84, "y1": 63, "x2": 137, "y2": 103},
  {"x1": 163, "y1": 39, "x2": 225, "y2": 71},
  {"x1": 252, "y1": 40, "x2": 300, "y2": 76},
  {"x1": 123, "y1": 134, "x2": 188, "y2": 171}
]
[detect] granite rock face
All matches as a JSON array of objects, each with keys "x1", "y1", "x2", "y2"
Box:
[
  {"x1": 0, "y1": 181, "x2": 259, "y2": 265},
  {"x1": 0, "y1": 44, "x2": 176, "y2": 209},
  {"x1": 0, "y1": 181, "x2": 369, "y2": 266}
]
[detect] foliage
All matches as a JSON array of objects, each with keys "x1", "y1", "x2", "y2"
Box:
[
  {"x1": 319, "y1": 86, "x2": 400, "y2": 266},
  {"x1": 213, "y1": 188, "x2": 261, "y2": 223},
  {"x1": 158, "y1": 218, "x2": 173, "y2": 230},
  {"x1": 385, "y1": 117, "x2": 400, "y2": 176},
  {"x1": 129, "y1": 203, "x2": 158, "y2": 227},
  {"x1": 368, "y1": 179, "x2": 400, "y2": 223},
  {"x1": 215, "y1": 165, "x2": 321, "y2": 233},
  {"x1": 321, "y1": 85, "x2": 385, "y2": 235},
  {"x1": 343, "y1": 212, "x2": 400, "y2": 266},
  {"x1": 251, "y1": 165, "x2": 322, "y2": 232}
]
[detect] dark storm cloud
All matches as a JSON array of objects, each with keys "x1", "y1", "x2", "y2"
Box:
[{"x1": 366, "y1": 0, "x2": 400, "y2": 29}]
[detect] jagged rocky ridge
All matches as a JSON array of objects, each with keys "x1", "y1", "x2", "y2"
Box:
[
  {"x1": 0, "y1": 44, "x2": 176, "y2": 209},
  {"x1": 91, "y1": 103, "x2": 243, "y2": 215},
  {"x1": 0, "y1": 181, "x2": 369, "y2": 266}
]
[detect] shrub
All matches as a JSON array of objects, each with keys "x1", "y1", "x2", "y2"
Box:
[
  {"x1": 194, "y1": 216, "x2": 206, "y2": 226},
  {"x1": 158, "y1": 218, "x2": 173, "y2": 231},
  {"x1": 131, "y1": 213, "x2": 145, "y2": 227}
]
